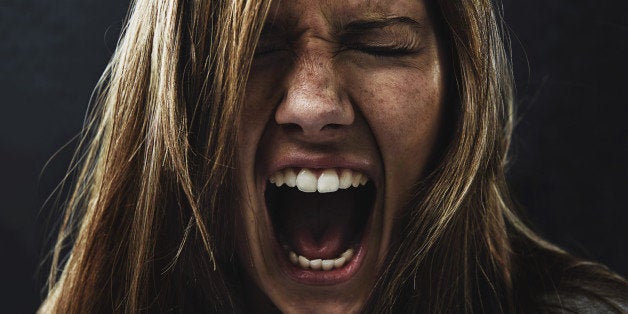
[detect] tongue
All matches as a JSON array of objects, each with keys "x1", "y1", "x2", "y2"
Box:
[{"x1": 277, "y1": 188, "x2": 358, "y2": 260}]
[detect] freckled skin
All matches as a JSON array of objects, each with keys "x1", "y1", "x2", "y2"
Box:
[{"x1": 237, "y1": 0, "x2": 445, "y2": 312}]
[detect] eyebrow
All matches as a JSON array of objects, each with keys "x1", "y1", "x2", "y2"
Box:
[
  {"x1": 259, "y1": 15, "x2": 425, "y2": 42},
  {"x1": 339, "y1": 16, "x2": 424, "y2": 35}
]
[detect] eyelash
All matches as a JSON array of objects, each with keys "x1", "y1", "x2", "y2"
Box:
[
  {"x1": 254, "y1": 43, "x2": 419, "y2": 59},
  {"x1": 346, "y1": 42, "x2": 420, "y2": 57}
]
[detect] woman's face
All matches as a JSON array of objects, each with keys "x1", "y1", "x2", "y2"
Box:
[{"x1": 237, "y1": 0, "x2": 445, "y2": 312}]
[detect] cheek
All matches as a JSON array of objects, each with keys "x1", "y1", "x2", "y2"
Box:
[
  {"x1": 348, "y1": 65, "x2": 444, "y2": 189},
  {"x1": 239, "y1": 72, "x2": 282, "y2": 163}
]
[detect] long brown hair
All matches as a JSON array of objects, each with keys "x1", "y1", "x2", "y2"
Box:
[{"x1": 41, "y1": 0, "x2": 626, "y2": 312}]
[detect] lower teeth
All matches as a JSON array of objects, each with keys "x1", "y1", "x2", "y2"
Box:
[{"x1": 287, "y1": 248, "x2": 354, "y2": 271}]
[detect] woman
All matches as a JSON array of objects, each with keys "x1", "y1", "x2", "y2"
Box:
[{"x1": 40, "y1": 0, "x2": 626, "y2": 312}]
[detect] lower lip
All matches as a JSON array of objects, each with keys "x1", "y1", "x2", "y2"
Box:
[{"x1": 274, "y1": 239, "x2": 368, "y2": 285}]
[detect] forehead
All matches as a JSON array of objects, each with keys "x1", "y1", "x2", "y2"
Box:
[{"x1": 268, "y1": 0, "x2": 427, "y2": 30}]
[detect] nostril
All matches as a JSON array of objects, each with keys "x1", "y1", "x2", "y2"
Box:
[
  {"x1": 280, "y1": 123, "x2": 302, "y2": 133},
  {"x1": 323, "y1": 124, "x2": 344, "y2": 131},
  {"x1": 279, "y1": 122, "x2": 345, "y2": 136}
]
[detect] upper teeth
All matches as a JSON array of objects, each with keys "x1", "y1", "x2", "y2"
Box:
[{"x1": 269, "y1": 168, "x2": 368, "y2": 193}]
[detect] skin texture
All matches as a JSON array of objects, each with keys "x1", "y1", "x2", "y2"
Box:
[{"x1": 237, "y1": 0, "x2": 445, "y2": 312}]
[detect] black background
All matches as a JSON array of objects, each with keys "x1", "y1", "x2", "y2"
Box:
[{"x1": 1, "y1": 0, "x2": 626, "y2": 312}]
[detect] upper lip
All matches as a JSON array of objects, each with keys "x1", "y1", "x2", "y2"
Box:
[{"x1": 261, "y1": 150, "x2": 380, "y2": 188}]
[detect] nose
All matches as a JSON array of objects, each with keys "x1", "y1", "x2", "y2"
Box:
[{"x1": 275, "y1": 49, "x2": 354, "y2": 140}]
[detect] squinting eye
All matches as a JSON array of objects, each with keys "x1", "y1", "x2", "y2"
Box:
[{"x1": 345, "y1": 43, "x2": 421, "y2": 58}]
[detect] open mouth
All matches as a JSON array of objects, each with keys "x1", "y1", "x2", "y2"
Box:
[{"x1": 265, "y1": 167, "x2": 376, "y2": 284}]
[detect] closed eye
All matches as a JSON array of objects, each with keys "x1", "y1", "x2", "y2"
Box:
[
  {"x1": 351, "y1": 44, "x2": 419, "y2": 57},
  {"x1": 341, "y1": 42, "x2": 423, "y2": 59}
]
